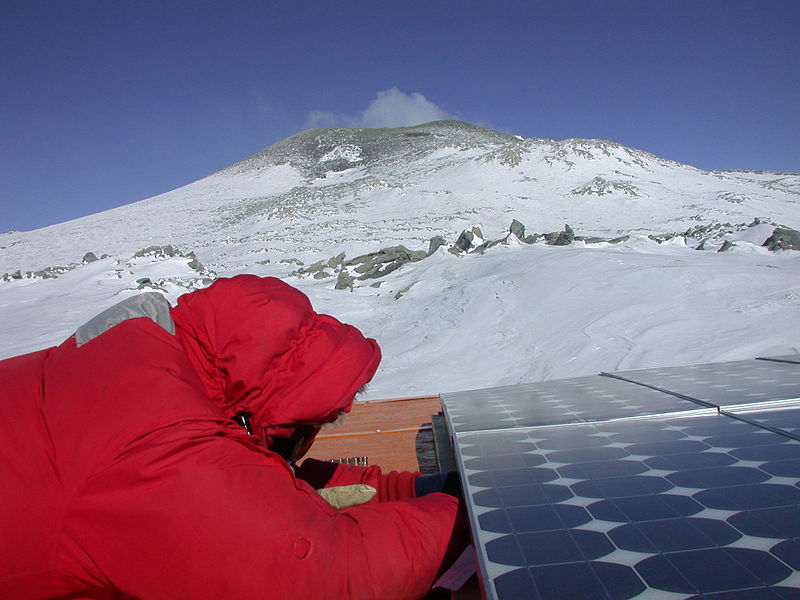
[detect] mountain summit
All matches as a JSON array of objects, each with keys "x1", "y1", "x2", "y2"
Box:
[{"x1": 225, "y1": 120, "x2": 520, "y2": 177}]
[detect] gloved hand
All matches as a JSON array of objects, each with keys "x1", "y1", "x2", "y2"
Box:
[
  {"x1": 414, "y1": 471, "x2": 462, "y2": 500},
  {"x1": 318, "y1": 484, "x2": 377, "y2": 509}
]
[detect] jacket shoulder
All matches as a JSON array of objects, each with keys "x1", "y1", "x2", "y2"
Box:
[{"x1": 75, "y1": 292, "x2": 174, "y2": 347}]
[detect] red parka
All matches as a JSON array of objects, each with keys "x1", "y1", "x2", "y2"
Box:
[{"x1": 0, "y1": 275, "x2": 462, "y2": 599}]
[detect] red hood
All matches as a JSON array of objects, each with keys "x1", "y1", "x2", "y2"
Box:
[{"x1": 171, "y1": 275, "x2": 381, "y2": 439}]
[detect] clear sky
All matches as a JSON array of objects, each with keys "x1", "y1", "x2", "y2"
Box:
[{"x1": 1, "y1": 0, "x2": 798, "y2": 233}]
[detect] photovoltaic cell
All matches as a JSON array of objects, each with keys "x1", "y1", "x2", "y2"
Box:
[{"x1": 440, "y1": 359, "x2": 800, "y2": 599}]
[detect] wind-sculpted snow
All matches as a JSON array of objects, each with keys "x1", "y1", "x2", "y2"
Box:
[{"x1": 1, "y1": 121, "x2": 799, "y2": 398}]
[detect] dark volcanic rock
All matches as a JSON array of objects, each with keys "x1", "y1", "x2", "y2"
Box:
[
  {"x1": 763, "y1": 226, "x2": 800, "y2": 251},
  {"x1": 545, "y1": 224, "x2": 575, "y2": 246},
  {"x1": 449, "y1": 226, "x2": 484, "y2": 254}
]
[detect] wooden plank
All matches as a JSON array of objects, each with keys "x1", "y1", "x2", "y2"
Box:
[{"x1": 303, "y1": 396, "x2": 442, "y2": 472}]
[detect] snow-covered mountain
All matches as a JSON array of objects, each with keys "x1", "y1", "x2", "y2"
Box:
[{"x1": 2, "y1": 120, "x2": 799, "y2": 399}]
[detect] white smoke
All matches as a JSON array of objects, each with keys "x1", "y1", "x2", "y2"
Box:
[{"x1": 307, "y1": 88, "x2": 451, "y2": 129}]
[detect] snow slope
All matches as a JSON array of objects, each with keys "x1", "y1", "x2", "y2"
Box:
[{"x1": 1, "y1": 121, "x2": 799, "y2": 399}]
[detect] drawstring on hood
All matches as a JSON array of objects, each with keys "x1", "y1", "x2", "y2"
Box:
[{"x1": 170, "y1": 275, "x2": 381, "y2": 444}]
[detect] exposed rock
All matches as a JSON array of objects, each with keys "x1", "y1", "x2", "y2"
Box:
[
  {"x1": 509, "y1": 219, "x2": 526, "y2": 240},
  {"x1": 33, "y1": 265, "x2": 70, "y2": 279},
  {"x1": 300, "y1": 259, "x2": 329, "y2": 277},
  {"x1": 82, "y1": 252, "x2": 98, "y2": 263},
  {"x1": 449, "y1": 231, "x2": 472, "y2": 254},
  {"x1": 576, "y1": 236, "x2": 607, "y2": 244},
  {"x1": 695, "y1": 239, "x2": 708, "y2": 250},
  {"x1": 648, "y1": 233, "x2": 674, "y2": 244},
  {"x1": 328, "y1": 252, "x2": 346, "y2": 270},
  {"x1": 572, "y1": 176, "x2": 640, "y2": 197},
  {"x1": 393, "y1": 281, "x2": 417, "y2": 299},
  {"x1": 472, "y1": 238, "x2": 505, "y2": 255},
  {"x1": 315, "y1": 218, "x2": 783, "y2": 295},
  {"x1": 427, "y1": 236, "x2": 446, "y2": 255},
  {"x1": 545, "y1": 224, "x2": 575, "y2": 246},
  {"x1": 134, "y1": 245, "x2": 176, "y2": 258},
  {"x1": 347, "y1": 245, "x2": 427, "y2": 279},
  {"x1": 302, "y1": 241, "x2": 436, "y2": 287},
  {"x1": 681, "y1": 223, "x2": 724, "y2": 240},
  {"x1": 718, "y1": 241, "x2": 734, "y2": 252},
  {"x1": 131, "y1": 246, "x2": 215, "y2": 279},
  {"x1": 335, "y1": 270, "x2": 356, "y2": 290},
  {"x1": 449, "y1": 226, "x2": 484, "y2": 254},
  {"x1": 718, "y1": 192, "x2": 747, "y2": 204},
  {"x1": 507, "y1": 219, "x2": 539, "y2": 244},
  {"x1": 763, "y1": 226, "x2": 800, "y2": 251},
  {"x1": 186, "y1": 252, "x2": 205, "y2": 272},
  {"x1": 136, "y1": 277, "x2": 167, "y2": 291}
]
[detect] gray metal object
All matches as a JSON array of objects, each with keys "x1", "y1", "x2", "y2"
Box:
[
  {"x1": 758, "y1": 355, "x2": 800, "y2": 365},
  {"x1": 432, "y1": 412, "x2": 458, "y2": 473}
]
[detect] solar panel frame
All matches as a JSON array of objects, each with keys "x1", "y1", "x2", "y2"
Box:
[
  {"x1": 602, "y1": 359, "x2": 800, "y2": 408},
  {"x1": 758, "y1": 355, "x2": 800, "y2": 365},
  {"x1": 724, "y1": 400, "x2": 800, "y2": 441}
]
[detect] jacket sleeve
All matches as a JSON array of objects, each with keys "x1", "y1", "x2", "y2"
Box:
[
  {"x1": 60, "y1": 424, "x2": 462, "y2": 600},
  {"x1": 296, "y1": 457, "x2": 418, "y2": 502}
]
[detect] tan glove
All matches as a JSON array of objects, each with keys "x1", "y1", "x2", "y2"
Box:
[{"x1": 318, "y1": 484, "x2": 377, "y2": 509}]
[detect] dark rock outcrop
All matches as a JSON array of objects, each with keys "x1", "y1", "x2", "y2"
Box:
[
  {"x1": 763, "y1": 226, "x2": 800, "y2": 251},
  {"x1": 545, "y1": 224, "x2": 575, "y2": 246},
  {"x1": 449, "y1": 226, "x2": 484, "y2": 254}
]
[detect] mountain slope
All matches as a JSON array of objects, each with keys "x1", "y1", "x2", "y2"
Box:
[
  {"x1": 1, "y1": 121, "x2": 799, "y2": 398},
  {"x1": 2, "y1": 120, "x2": 798, "y2": 274}
]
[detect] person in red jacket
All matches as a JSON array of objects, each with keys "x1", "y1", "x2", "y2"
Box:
[{"x1": 0, "y1": 274, "x2": 465, "y2": 599}]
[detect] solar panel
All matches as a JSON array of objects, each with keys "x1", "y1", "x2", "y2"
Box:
[
  {"x1": 453, "y1": 412, "x2": 800, "y2": 599},
  {"x1": 440, "y1": 359, "x2": 800, "y2": 599},
  {"x1": 441, "y1": 375, "x2": 701, "y2": 433},
  {"x1": 603, "y1": 359, "x2": 800, "y2": 408}
]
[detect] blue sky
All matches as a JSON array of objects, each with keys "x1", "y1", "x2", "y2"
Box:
[{"x1": 1, "y1": 1, "x2": 798, "y2": 232}]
